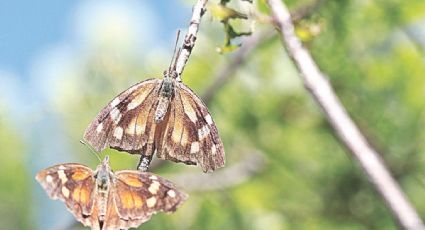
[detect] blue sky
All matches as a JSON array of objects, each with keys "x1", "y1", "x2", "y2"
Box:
[{"x1": 0, "y1": 0, "x2": 189, "y2": 77}]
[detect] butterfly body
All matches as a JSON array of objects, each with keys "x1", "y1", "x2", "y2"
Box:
[
  {"x1": 94, "y1": 160, "x2": 111, "y2": 222},
  {"x1": 84, "y1": 69, "x2": 225, "y2": 172},
  {"x1": 36, "y1": 156, "x2": 187, "y2": 230},
  {"x1": 155, "y1": 76, "x2": 175, "y2": 123}
]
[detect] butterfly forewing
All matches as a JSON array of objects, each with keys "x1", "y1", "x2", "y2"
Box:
[
  {"x1": 35, "y1": 164, "x2": 96, "y2": 224},
  {"x1": 84, "y1": 78, "x2": 160, "y2": 153}
]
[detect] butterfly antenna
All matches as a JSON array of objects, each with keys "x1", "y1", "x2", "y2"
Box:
[
  {"x1": 80, "y1": 140, "x2": 102, "y2": 163},
  {"x1": 169, "y1": 30, "x2": 181, "y2": 71}
]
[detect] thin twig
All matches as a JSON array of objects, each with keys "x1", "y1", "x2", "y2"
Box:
[
  {"x1": 170, "y1": 151, "x2": 266, "y2": 192},
  {"x1": 266, "y1": 0, "x2": 425, "y2": 229},
  {"x1": 175, "y1": 0, "x2": 208, "y2": 81}
]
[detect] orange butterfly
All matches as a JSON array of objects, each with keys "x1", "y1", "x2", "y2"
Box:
[{"x1": 36, "y1": 156, "x2": 187, "y2": 230}]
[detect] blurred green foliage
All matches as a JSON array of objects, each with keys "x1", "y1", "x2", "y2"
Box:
[
  {"x1": 2, "y1": 0, "x2": 425, "y2": 229},
  {"x1": 0, "y1": 113, "x2": 32, "y2": 230}
]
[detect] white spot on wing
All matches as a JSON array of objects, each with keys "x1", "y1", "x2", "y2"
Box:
[
  {"x1": 148, "y1": 181, "x2": 160, "y2": 194},
  {"x1": 46, "y1": 175, "x2": 53, "y2": 183},
  {"x1": 62, "y1": 186, "x2": 70, "y2": 198},
  {"x1": 167, "y1": 190, "x2": 176, "y2": 198},
  {"x1": 113, "y1": 127, "x2": 124, "y2": 140},
  {"x1": 149, "y1": 175, "x2": 158, "y2": 180},
  {"x1": 198, "y1": 125, "x2": 210, "y2": 139},
  {"x1": 110, "y1": 108, "x2": 122, "y2": 124},
  {"x1": 96, "y1": 123, "x2": 104, "y2": 133},
  {"x1": 211, "y1": 144, "x2": 217, "y2": 156},
  {"x1": 110, "y1": 97, "x2": 121, "y2": 108},
  {"x1": 205, "y1": 114, "x2": 213, "y2": 125},
  {"x1": 58, "y1": 170, "x2": 68, "y2": 184},
  {"x1": 190, "y1": 142, "x2": 200, "y2": 154},
  {"x1": 146, "y1": 197, "x2": 157, "y2": 208}
]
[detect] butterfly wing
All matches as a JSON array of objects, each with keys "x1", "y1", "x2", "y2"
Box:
[
  {"x1": 106, "y1": 171, "x2": 187, "y2": 229},
  {"x1": 35, "y1": 163, "x2": 96, "y2": 227},
  {"x1": 83, "y1": 78, "x2": 162, "y2": 156},
  {"x1": 84, "y1": 77, "x2": 225, "y2": 172},
  {"x1": 156, "y1": 81, "x2": 225, "y2": 172}
]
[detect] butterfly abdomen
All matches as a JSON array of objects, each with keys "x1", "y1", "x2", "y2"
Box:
[{"x1": 155, "y1": 78, "x2": 175, "y2": 123}]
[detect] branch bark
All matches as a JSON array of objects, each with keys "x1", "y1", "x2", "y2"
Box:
[
  {"x1": 175, "y1": 0, "x2": 208, "y2": 81},
  {"x1": 266, "y1": 0, "x2": 425, "y2": 229}
]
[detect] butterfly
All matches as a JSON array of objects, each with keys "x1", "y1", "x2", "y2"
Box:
[
  {"x1": 35, "y1": 156, "x2": 187, "y2": 230},
  {"x1": 83, "y1": 63, "x2": 225, "y2": 172}
]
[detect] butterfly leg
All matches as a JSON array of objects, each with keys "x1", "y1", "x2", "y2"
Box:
[{"x1": 137, "y1": 154, "x2": 153, "y2": 172}]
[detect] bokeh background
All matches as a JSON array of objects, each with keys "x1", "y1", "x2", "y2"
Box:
[{"x1": 1, "y1": 0, "x2": 425, "y2": 229}]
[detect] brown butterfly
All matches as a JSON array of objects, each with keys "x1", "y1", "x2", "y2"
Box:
[
  {"x1": 35, "y1": 156, "x2": 187, "y2": 230},
  {"x1": 83, "y1": 62, "x2": 225, "y2": 172}
]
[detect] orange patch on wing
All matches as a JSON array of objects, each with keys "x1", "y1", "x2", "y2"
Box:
[
  {"x1": 72, "y1": 188, "x2": 81, "y2": 201},
  {"x1": 121, "y1": 175, "x2": 144, "y2": 187},
  {"x1": 125, "y1": 116, "x2": 143, "y2": 135},
  {"x1": 72, "y1": 170, "x2": 91, "y2": 181},
  {"x1": 72, "y1": 186, "x2": 91, "y2": 204},
  {"x1": 133, "y1": 193, "x2": 144, "y2": 208},
  {"x1": 128, "y1": 84, "x2": 156, "y2": 110},
  {"x1": 119, "y1": 191, "x2": 134, "y2": 209},
  {"x1": 79, "y1": 187, "x2": 90, "y2": 204},
  {"x1": 172, "y1": 118, "x2": 184, "y2": 143}
]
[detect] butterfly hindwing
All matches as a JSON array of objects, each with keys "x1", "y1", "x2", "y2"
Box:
[
  {"x1": 35, "y1": 163, "x2": 96, "y2": 224},
  {"x1": 113, "y1": 171, "x2": 188, "y2": 222},
  {"x1": 102, "y1": 191, "x2": 149, "y2": 230}
]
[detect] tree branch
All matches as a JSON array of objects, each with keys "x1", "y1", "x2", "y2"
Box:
[
  {"x1": 175, "y1": 0, "x2": 208, "y2": 81},
  {"x1": 266, "y1": 0, "x2": 425, "y2": 229}
]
